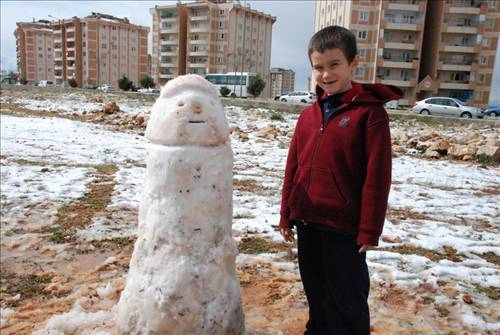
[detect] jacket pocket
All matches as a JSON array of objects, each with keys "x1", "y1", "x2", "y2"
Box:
[
  {"x1": 307, "y1": 167, "x2": 348, "y2": 211},
  {"x1": 288, "y1": 167, "x2": 308, "y2": 209}
]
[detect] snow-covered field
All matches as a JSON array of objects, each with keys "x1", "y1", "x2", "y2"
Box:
[{"x1": 1, "y1": 88, "x2": 499, "y2": 334}]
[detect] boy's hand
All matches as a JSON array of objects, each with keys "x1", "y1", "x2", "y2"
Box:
[
  {"x1": 358, "y1": 244, "x2": 375, "y2": 253},
  {"x1": 280, "y1": 227, "x2": 295, "y2": 243}
]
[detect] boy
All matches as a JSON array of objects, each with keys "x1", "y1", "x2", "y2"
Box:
[{"x1": 279, "y1": 26, "x2": 402, "y2": 334}]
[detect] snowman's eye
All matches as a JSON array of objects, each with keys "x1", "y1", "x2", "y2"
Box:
[{"x1": 177, "y1": 101, "x2": 185, "y2": 107}]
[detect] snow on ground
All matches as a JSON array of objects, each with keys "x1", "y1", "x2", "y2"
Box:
[{"x1": 1, "y1": 98, "x2": 499, "y2": 334}]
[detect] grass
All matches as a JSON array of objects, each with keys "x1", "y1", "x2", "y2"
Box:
[
  {"x1": 0, "y1": 272, "x2": 53, "y2": 307},
  {"x1": 91, "y1": 236, "x2": 136, "y2": 250},
  {"x1": 476, "y1": 155, "x2": 500, "y2": 166},
  {"x1": 46, "y1": 163, "x2": 118, "y2": 243},
  {"x1": 233, "y1": 179, "x2": 266, "y2": 193},
  {"x1": 238, "y1": 236, "x2": 290, "y2": 255},
  {"x1": 473, "y1": 251, "x2": 500, "y2": 266},
  {"x1": 379, "y1": 245, "x2": 463, "y2": 263},
  {"x1": 269, "y1": 112, "x2": 285, "y2": 121},
  {"x1": 474, "y1": 283, "x2": 500, "y2": 300},
  {"x1": 434, "y1": 303, "x2": 450, "y2": 317}
]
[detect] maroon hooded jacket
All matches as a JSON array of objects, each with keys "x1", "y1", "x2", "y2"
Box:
[{"x1": 279, "y1": 81, "x2": 403, "y2": 246}]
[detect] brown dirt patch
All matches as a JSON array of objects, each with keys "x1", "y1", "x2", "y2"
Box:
[
  {"x1": 44, "y1": 164, "x2": 118, "y2": 243},
  {"x1": 233, "y1": 179, "x2": 267, "y2": 193}
]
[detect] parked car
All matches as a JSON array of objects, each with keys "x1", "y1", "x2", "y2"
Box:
[
  {"x1": 484, "y1": 106, "x2": 500, "y2": 117},
  {"x1": 411, "y1": 97, "x2": 483, "y2": 119},
  {"x1": 138, "y1": 87, "x2": 160, "y2": 94},
  {"x1": 38, "y1": 80, "x2": 54, "y2": 87},
  {"x1": 97, "y1": 84, "x2": 115, "y2": 92},
  {"x1": 279, "y1": 91, "x2": 316, "y2": 104}
]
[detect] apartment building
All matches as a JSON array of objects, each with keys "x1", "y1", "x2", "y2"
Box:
[
  {"x1": 151, "y1": 0, "x2": 276, "y2": 97},
  {"x1": 313, "y1": 0, "x2": 500, "y2": 107},
  {"x1": 270, "y1": 67, "x2": 295, "y2": 97},
  {"x1": 16, "y1": 13, "x2": 148, "y2": 88},
  {"x1": 15, "y1": 20, "x2": 55, "y2": 84},
  {"x1": 51, "y1": 13, "x2": 149, "y2": 87}
]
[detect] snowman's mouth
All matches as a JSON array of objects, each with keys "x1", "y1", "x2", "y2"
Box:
[{"x1": 188, "y1": 120, "x2": 206, "y2": 124}]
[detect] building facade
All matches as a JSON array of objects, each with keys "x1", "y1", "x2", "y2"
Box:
[
  {"x1": 313, "y1": 0, "x2": 500, "y2": 107},
  {"x1": 270, "y1": 67, "x2": 295, "y2": 98},
  {"x1": 151, "y1": 0, "x2": 276, "y2": 97},
  {"x1": 15, "y1": 20, "x2": 54, "y2": 84},
  {"x1": 16, "y1": 13, "x2": 149, "y2": 88}
]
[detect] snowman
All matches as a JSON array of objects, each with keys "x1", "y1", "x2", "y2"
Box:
[{"x1": 116, "y1": 74, "x2": 245, "y2": 335}]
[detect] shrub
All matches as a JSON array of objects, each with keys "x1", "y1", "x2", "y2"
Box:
[
  {"x1": 118, "y1": 75, "x2": 134, "y2": 91},
  {"x1": 247, "y1": 75, "x2": 266, "y2": 97},
  {"x1": 68, "y1": 78, "x2": 78, "y2": 88},
  {"x1": 140, "y1": 75, "x2": 155, "y2": 89},
  {"x1": 220, "y1": 86, "x2": 231, "y2": 97}
]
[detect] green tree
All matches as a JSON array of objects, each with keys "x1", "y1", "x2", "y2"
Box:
[
  {"x1": 68, "y1": 78, "x2": 78, "y2": 88},
  {"x1": 247, "y1": 75, "x2": 266, "y2": 97},
  {"x1": 140, "y1": 75, "x2": 155, "y2": 89},
  {"x1": 118, "y1": 75, "x2": 133, "y2": 91},
  {"x1": 220, "y1": 86, "x2": 231, "y2": 97},
  {"x1": 19, "y1": 78, "x2": 28, "y2": 85}
]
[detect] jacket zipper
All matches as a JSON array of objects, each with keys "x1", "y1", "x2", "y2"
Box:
[{"x1": 309, "y1": 96, "x2": 358, "y2": 186}]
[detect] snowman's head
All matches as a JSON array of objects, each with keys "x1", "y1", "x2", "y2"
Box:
[{"x1": 145, "y1": 74, "x2": 230, "y2": 146}]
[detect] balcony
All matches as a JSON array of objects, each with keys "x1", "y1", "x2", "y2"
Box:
[
  {"x1": 380, "y1": 56, "x2": 419, "y2": 69},
  {"x1": 442, "y1": 44, "x2": 477, "y2": 53},
  {"x1": 384, "y1": 20, "x2": 420, "y2": 31},
  {"x1": 54, "y1": 38, "x2": 62, "y2": 44},
  {"x1": 188, "y1": 63, "x2": 207, "y2": 68},
  {"x1": 387, "y1": 2, "x2": 419, "y2": 11},
  {"x1": 189, "y1": 50, "x2": 209, "y2": 56},
  {"x1": 189, "y1": 24, "x2": 209, "y2": 33},
  {"x1": 159, "y1": 73, "x2": 175, "y2": 79},
  {"x1": 54, "y1": 64, "x2": 63, "y2": 70},
  {"x1": 439, "y1": 59, "x2": 473, "y2": 71},
  {"x1": 383, "y1": 41, "x2": 419, "y2": 50},
  {"x1": 160, "y1": 24, "x2": 177, "y2": 33},
  {"x1": 443, "y1": 21, "x2": 479, "y2": 34},
  {"x1": 446, "y1": 0, "x2": 482, "y2": 14},
  {"x1": 190, "y1": 39, "x2": 209, "y2": 45},
  {"x1": 66, "y1": 26, "x2": 75, "y2": 32},
  {"x1": 440, "y1": 82, "x2": 472, "y2": 90},
  {"x1": 380, "y1": 78, "x2": 417, "y2": 87},
  {"x1": 190, "y1": 11, "x2": 209, "y2": 21}
]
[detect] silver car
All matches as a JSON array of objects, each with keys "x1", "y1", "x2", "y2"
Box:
[
  {"x1": 279, "y1": 91, "x2": 316, "y2": 104},
  {"x1": 411, "y1": 97, "x2": 483, "y2": 118}
]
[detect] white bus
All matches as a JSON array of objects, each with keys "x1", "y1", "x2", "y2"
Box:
[{"x1": 205, "y1": 72, "x2": 257, "y2": 98}]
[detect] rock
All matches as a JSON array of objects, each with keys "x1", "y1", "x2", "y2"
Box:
[
  {"x1": 419, "y1": 130, "x2": 439, "y2": 141},
  {"x1": 428, "y1": 139, "x2": 451, "y2": 153},
  {"x1": 465, "y1": 131, "x2": 485, "y2": 143},
  {"x1": 448, "y1": 144, "x2": 477, "y2": 158},
  {"x1": 103, "y1": 101, "x2": 120, "y2": 114},
  {"x1": 381, "y1": 235, "x2": 402, "y2": 243},
  {"x1": 476, "y1": 145, "x2": 500, "y2": 158},
  {"x1": 134, "y1": 115, "x2": 145, "y2": 125},
  {"x1": 462, "y1": 295, "x2": 473, "y2": 304},
  {"x1": 41, "y1": 167, "x2": 49, "y2": 173},
  {"x1": 416, "y1": 141, "x2": 433, "y2": 151},
  {"x1": 462, "y1": 155, "x2": 474, "y2": 161},
  {"x1": 256, "y1": 126, "x2": 278, "y2": 139},
  {"x1": 424, "y1": 149, "x2": 441, "y2": 158}
]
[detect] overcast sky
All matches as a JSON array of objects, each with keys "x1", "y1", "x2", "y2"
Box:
[{"x1": 1, "y1": 0, "x2": 498, "y2": 103}]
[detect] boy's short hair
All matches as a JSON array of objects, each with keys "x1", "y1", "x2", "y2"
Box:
[{"x1": 308, "y1": 25, "x2": 358, "y2": 64}]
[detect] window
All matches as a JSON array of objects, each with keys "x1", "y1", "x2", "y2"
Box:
[
  {"x1": 359, "y1": 49, "x2": 366, "y2": 58},
  {"x1": 359, "y1": 11, "x2": 369, "y2": 21},
  {"x1": 218, "y1": 33, "x2": 225, "y2": 40},
  {"x1": 355, "y1": 68, "x2": 364, "y2": 76},
  {"x1": 482, "y1": 38, "x2": 490, "y2": 47},
  {"x1": 218, "y1": 44, "x2": 224, "y2": 52},
  {"x1": 219, "y1": 9, "x2": 225, "y2": 15},
  {"x1": 219, "y1": 21, "x2": 225, "y2": 28},
  {"x1": 479, "y1": 74, "x2": 485, "y2": 82},
  {"x1": 217, "y1": 57, "x2": 224, "y2": 64},
  {"x1": 357, "y1": 31, "x2": 368, "y2": 40},
  {"x1": 480, "y1": 56, "x2": 487, "y2": 64}
]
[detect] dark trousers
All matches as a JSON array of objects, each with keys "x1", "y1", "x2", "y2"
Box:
[{"x1": 296, "y1": 222, "x2": 370, "y2": 335}]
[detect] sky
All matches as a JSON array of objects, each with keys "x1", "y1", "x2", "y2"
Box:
[{"x1": 0, "y1": 0, "x2": 499, "y2": 102}]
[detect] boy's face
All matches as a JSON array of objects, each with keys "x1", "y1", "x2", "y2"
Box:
[{"x1": 310, "y1": 48, "x2": 359, "y2": 96}]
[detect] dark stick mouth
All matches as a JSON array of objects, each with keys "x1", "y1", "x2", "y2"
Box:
[{"x1": 188, "y1": 120, "x2": 206, "y2": 124}]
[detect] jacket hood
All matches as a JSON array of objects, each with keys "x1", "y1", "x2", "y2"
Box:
[{"x1": 315, "y1": 81, "x2": 404, "y2": 105}]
